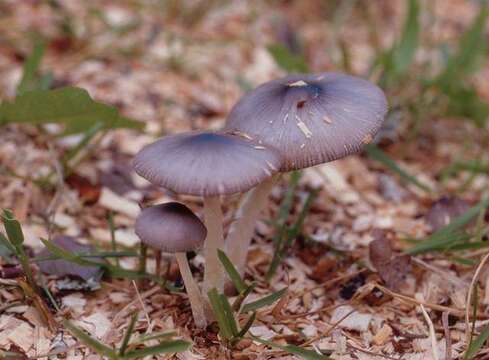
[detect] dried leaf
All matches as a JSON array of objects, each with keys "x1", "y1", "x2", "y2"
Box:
[
  {"x1": 425, "y1": 196, "x2": 470, "y2": 232},
  {"x1": 369, "y1": 230, "x2": 411, "y2": 290},
  {"x1": 37, "y1": 236, "x2": 104, "y2": 282}
]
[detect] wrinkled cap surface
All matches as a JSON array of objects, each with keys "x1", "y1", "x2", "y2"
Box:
[
  {"x1": 224, "y1": 73, "x2": 388, "y2": 171},
  {"x1": 133, "y1": 131, "x2": 282, "y2": 196},
  {"x1": 135, "y1": 202, "x2": 207, "y2": 252}
]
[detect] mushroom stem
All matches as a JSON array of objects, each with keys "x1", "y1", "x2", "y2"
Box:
[
  {"x1": 155, "y1": 249, "x2": 162, "y2": 276},
  {"x1": 175, "y1": 252, "x2": 207, "y2": 329},
  {"x1": 203, "y1": 196, "x2": 224, "y2": 293},
  {"x1": 225, "y1": 175, "x2": 278, "y2": 275}
]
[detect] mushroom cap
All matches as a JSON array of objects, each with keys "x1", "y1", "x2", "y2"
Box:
[
  {"x1": 135, "y1": 202, "x2": 207, "y2": 253},
  {"x1": 133, "y1": 131, "x2": 282, "y2": 196},
  {"x1": 224, "y1": 73, "x2": 388, "y2": 171}
]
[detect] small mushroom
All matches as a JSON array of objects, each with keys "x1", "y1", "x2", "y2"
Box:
[
  {"x1": 224, "y1": 73, "x2": 388, "y2": 274},
  {"x1": 133, "y1": 131, "x2": 282, "y2": 293},
  {"x1": 135, "y1": 202, "x2": 207, "y2": 328}
]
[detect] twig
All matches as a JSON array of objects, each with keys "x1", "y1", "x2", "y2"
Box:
[
  {"x1": 376, "y1": 284, "x2": 465, "y2": 317},
  {"x1": 465, "y1": 251, "x2": 489, "y2": 346},
  {"x1": 301, "y1": 306, "x2": 356, "y2": 347},
  {"x1": 420, "y1": 304, "x2": 439, "y2": 360},
  {"x1": 132, "y1": 280, "x2": 151, "y2": 327},
  {"x1": 412, "y1": 258, "x2": 465, "y2": 287},
  {"x1": 442, "y1": 312, "x2": 452, "y2": 360},
  {"x1": 112, "y1": 285, "x2": 160, "y2": 325},
  {"x1": 296, "y1": 268, "x2": 367, "y2": 297},
  {"x1": 348, "y1": 344, "x2": 402, "y2": 360}
]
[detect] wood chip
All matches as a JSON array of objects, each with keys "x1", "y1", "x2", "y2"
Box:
[
  {"x1": 331, "y1": 305, "x2": 372, "y2": 332},
  {"x1": 98, "y1": 187, "x2": 140, "y2": 218}
]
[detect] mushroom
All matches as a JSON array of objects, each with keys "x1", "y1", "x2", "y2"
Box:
[
  {"x1": 133, "y1": 131, "x2": 282, "y2": 293},
  {"x1": 135, "y1": 202, "x2": 208, "y2": 328},
  {"x1": 224, "y1": 73, "x2": 388, "y2": 274}
]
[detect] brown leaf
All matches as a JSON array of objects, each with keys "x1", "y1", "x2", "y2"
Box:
[
  {"x1": 369, "y1": 230, "x2": 411, "y2": 290},
  {"x1": 368, "y1": 229, "x2": 392, "y2": 266},
  {"x1": 425, "y1": 196, "x2": 470, "y2": 232},
  {"x1": 66, "y1": 174, "x2": 101, "y2": 204}
]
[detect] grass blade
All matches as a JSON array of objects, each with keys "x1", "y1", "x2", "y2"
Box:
[
  {"x1": 365, "y1": 145, "x2": 432, "y2": 192},
  {"x1": 242, "y1": 288, "x2": 287, "y2": 313},
  {"x1": 220, "y1": 293, "x2": 239, "y2": 337},
  {"x1": 232, "y1": 282, "x2": 256, "y2": 312},
  {"x1": 266, "y1": 172, "x2": 301, "y2": 279},
  {"x1": 464, "y1": 323, "x2": 489, "y2": 359},
  {"x1": 406, "y1": 232, "x2": 470, "y2": 255},
  {"x1": 207, "y1": 288, "x2": 233, "y2": 340},
  {"x1": 40, "y1": 238, "x2": 97, "y2": 267},
  {"x1": 236, "y1": 312, "x2": 256, "y2": 339},
  {"x1": 407, "y1": 197, "x2": 489, "y2": 254},
  {"x1": 118, "y1": 311, "x2": 138, "y2": 356},
  {"x1": 437, "y1": 5, "x2": 489, "y2": 87},
  {"x1": 17, "y1": 41, "x2": 48, "y2": 95},
  {"x1": 132, "y1": 331, "x2": 177, "y2": 345},
  {"x1": 251, "y1": 335, "x2": 330, "y2": 360},
  {"x1": 218, "y1": 249, "x2": 246, "y2": 293},
  {"x1": 122, "y1": 340, "x2": 191, "y2": 359},
  {"x1": 392, "y1": 0, "x2": 420, "y2": 75},
  {"x1": 267, "y1": 44, "x2": 308, "y2": 73},
  {"x1": 63, "y1": 320, "x2": 117, "y2": 359}
]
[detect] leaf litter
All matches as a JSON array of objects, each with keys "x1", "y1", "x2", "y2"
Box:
[{"x1": 0, "y1": 0, "x2": 488, "y2": 359}]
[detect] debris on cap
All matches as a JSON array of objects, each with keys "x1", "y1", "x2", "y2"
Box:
[{"x1": 225, "y1": 73, "x2": 387, "y2": 171}]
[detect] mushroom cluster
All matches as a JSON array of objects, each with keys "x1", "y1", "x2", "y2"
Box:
[{"x1": 133, "y1": 72, "x2": 387, "y2": 327}]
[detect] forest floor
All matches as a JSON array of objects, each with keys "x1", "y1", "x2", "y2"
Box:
[{"x1": 0, "y1": 0, "x2": 488, "y2": 359}]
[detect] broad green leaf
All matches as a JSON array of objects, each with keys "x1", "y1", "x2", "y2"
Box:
[
  {"x1": 0, "y1": 232, "x2": 16, "y2": 255},
  {"x1": 207, "y1": 288, "x2": 234, "y2": 340},
  {"x1": 251, "y1": 336, "x2": 331, "y2": 360},
  {"x1": 2, "y1": 209, "x2": 24, "y2": 246},
  {"x1": 268, "y1": 44, "x2": 309, "y2": 73},
  {"x1": 218, "y1": 249, "x2": 246, "y2": 293},
  {"x1": 63, "y1": 320, "x2": 117, "y2": 359},
  {"x1": 123, "y1": 340, "x2": 191, "y2": 359},
  {"x1": 365, "y1": 145, "x2": 432, "y2": 193},
  {"x1": 242, "y1": 288, "x2": 287, "y2": 313},
  {"x1": 464, "y1": 323, "x2": 489, "y2": 359},
  {"x1": 0, "y1": 87, "x2": 143, "y2": 133}
]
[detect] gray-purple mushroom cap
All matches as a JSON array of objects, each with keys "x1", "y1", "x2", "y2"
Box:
[
  {"x1": 133, "y1": 131, "x2": 282, "y2": 196},
  {"x1": 135, "y1": 202, "x2": 207, "y2": 253},
  {"x1": 224, "y1": 73, "x2": 388, "y2": 171}
]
